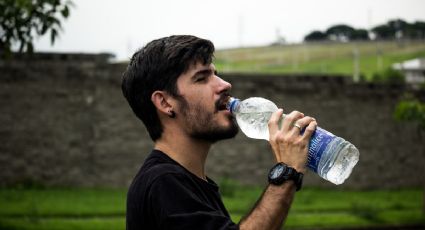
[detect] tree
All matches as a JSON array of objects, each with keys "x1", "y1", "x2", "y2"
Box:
[
  {"x1": 371, "y1": 24, "x2": 394, "y2": 40},
  {"x1": 371, "y1": 19, "x2": 421, "y2": 40},
  {"x1": 388, "y1": 19, "x2": 408, "y2": 38},
  {"x1": 350, "y1": 29, "x2": 370, "y2": 41},
  {"x1": 409, "y1": 21, "x2": 425, "y2": 39},
  {"x1": 0, "y1": 0, "x2": 73, "y2": 55},
  {"x1": 325, "y1": 24, "x2": 355, "y2": 42},
  {"x1": 304, "y1": 30, "x2": 327, "y2": 42}
]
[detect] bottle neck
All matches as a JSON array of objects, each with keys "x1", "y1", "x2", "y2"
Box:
[{"x1": 226, "y1": 97, "x2": 240, "y2": 114}]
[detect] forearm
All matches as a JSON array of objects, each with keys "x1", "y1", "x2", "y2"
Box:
[
  {"x1": 236, "y1": 110, "x2": 315, "y2": 229},
  {"x1": 238, "y1": 181, "x2": 297, "y2": 230}
]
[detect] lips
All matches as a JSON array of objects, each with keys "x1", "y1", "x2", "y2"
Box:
[{"x1": 216, "y1": 94, "x2": 231, "y2": 111}]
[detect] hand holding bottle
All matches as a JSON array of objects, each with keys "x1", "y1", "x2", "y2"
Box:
[
  {"x1": 268, "y1": 109, "x2": 317, "y2": 173},
  {"x1": 227, "y1": 96, "x2": 360, "y2": 185}
]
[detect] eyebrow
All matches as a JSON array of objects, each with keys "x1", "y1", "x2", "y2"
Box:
[{"x1": 192, "y1": 67, "x2": 217, "y2": 79}]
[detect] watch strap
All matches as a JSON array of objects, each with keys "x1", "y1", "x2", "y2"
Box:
[{"x1": 268, "y1": 162, "x2": 304, "y2": 191}]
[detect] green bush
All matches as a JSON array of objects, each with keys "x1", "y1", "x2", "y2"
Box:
[
  {"x1": 371, "y1": 68, "x2": 405, "y2": 83},
  {"x1": 394, "y1": 99, "x2": 425, "y2": 129}
]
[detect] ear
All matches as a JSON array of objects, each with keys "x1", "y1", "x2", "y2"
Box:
[{"x1": 151, "y1": 91, "x2": 174, "y2": 117}]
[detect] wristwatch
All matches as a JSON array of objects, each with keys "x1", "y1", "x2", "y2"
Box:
[{"x1": 268, "y1": 162, "x2": 303, "y2": 191}]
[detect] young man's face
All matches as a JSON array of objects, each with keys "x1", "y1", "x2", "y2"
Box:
[{"x1": 174, "y1": 61, "x2": 238, "y2": 142}]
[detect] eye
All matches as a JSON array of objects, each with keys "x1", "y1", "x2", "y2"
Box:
[
  {"x1": 195, "y1": 72, "x2": 210, "y2": 82},
  {"x1": 195, "y1": 76, "x2": 207, "y2": 82}
]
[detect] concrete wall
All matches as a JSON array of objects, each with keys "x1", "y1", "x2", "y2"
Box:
[{"x1": 1, "y1": 53, "x2": 424, "y2": 189}]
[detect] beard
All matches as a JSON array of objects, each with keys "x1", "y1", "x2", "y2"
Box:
[{"x1": 176, "y1": 95, "x2": 239, "y2": 142}]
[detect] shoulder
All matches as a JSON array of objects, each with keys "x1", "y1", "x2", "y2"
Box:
[
  {"x1": 143, "y1": 162, "x2": 189, "y2": 188},
  {"x1": 128, "y1": 151, "x2": 192, "y2": 194}
]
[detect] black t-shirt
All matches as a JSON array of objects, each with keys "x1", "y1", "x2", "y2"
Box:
[{"x1": 126, "y1": 150, "x2": 239, "y2": 230}]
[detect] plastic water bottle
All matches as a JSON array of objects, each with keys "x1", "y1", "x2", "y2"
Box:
[{"x1": 227, "y1": 97, "x2": 359, "y2": 185}]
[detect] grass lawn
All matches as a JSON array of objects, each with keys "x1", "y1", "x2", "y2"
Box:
[
  {"x1": 214, "y1": 40, "x2": 425, "y2": 80},
  {"x1": 0, "y1": 187, "x2": 424, "y2": 230}
]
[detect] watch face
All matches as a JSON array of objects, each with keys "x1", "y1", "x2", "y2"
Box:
[
  {"x1": 270, "y1": 164, "x2": 285, "y2": 179},
  {"x1": 269, "y1": 163, "x2": 303, "y2": 190},
  {"x1": 271, "y1": 166, "x2": 282, "y2": 179}
]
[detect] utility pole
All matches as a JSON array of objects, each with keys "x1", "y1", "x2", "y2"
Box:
[{"x1": 353, "y1": 46, "x2": 360, "y2": 82}]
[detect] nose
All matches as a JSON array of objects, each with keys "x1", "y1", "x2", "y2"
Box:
[{"x1": 215, "y1": 75, "x2": 232, "y2": 93}]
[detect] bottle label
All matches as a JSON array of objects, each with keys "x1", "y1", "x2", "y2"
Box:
[{"x1": 306, "y1": 127, "x2": 335, "y2": 173}]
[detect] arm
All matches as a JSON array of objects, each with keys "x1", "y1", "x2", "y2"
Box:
[
  {"x1": 238, "y1": 182, "x2": 297, "y2": 230},
  {"x1": 239, "y1": 109, "x2": 317, "y2": 230}
]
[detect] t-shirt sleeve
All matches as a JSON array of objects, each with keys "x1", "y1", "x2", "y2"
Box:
[{"x1": 147, "y1": 172, "x2": 239, "y2": 230}]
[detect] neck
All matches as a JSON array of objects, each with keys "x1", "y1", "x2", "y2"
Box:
[{"x1": 155, "y1": 131, "x2": 211, "y2": 181}]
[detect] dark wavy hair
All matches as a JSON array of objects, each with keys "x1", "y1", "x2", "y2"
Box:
[{"x1": 121, "y1": 35, "x2": 215, "y2": 141}]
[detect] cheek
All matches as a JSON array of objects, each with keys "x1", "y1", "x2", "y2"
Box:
[
  {"x1": 178, "y1": 85, "x2": 216, "y2": 111},
  {"x1": 192, "y1": 89, "x2": 214, "y2": 105}
]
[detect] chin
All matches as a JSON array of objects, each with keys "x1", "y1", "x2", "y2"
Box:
[
  {"x1": 220, "y1": 115, "x2": 237, "y2": 129},
  {"x1": 192, "y1": 121, "x2": 239, "y2": 142},
  {"x1": 220, "y1": 118, "x2": 239, "y2": 138}
]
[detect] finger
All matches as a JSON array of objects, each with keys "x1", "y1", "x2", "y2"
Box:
[
  {"x1": 291, "y1": 116, "x2": 314, "y2": 135},
  {"x1": 268, "y1": 109, "x2": 284, "y2": 137},
  {"x1": 301, "y1": 120, "x2": 318, "y2": 140},
  {"x1": 290, "y1": 116, "x2": 314, "y2": 134},
  {"x1": 281, "y1": 110, "x2": 304, "y2": 132}
]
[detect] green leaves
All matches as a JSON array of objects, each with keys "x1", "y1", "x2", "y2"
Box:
[
  {"x1": 61, "y1": 5, "x2": 69, "y2": 18},
  {"x1": 371, "y1": 68, "x2": 405, "y2": 83},
  {"x1": 0, "y1": 0, "x2": 73, "y2": 55},
  {"x1": 394, "y1": 99, "x2": 425, "y2": 129},
  {"x1": 50, "y1": 28, "x2": 57, "y2": 44}
]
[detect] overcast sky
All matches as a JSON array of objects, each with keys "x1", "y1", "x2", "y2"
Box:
[{"x1": 34, "y1": 0, "x2": 425, "y2": 61}]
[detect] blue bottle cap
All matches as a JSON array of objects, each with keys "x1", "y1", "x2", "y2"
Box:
[{"x1": 226, "y1": 97, "x2": 240, "y2": 113}]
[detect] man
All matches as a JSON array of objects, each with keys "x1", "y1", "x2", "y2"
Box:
[{"x1": 122, "y1": 35, "x2": 317, "y2": 230}]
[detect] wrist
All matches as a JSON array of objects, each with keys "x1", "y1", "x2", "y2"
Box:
[
  {"x1": 279, "y1": 161, "x2": 306, "y2": 174},
  {"x1": 268, "y1": 162, "x2": 304, "y2": 191},
  {"x1": 292, "y1": 165, "x2": 306, "y2": 174}
]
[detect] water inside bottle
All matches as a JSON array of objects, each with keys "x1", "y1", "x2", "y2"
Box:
[
  {"x1": 236, "y1": 112, "x2": 274, "y2": 140},
  {"x1": 323, "y1": 144, "x2": 359, "y2": 185}
]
